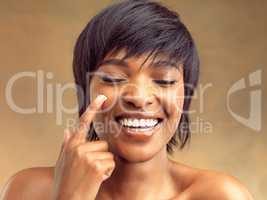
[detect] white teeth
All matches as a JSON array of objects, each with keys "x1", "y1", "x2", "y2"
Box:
[{"x1": 119, "y1": 118, "x2": 159, "y2": 128}]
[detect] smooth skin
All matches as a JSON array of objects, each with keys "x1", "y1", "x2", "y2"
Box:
[{"x1": 1, "y1": 50, "x2": 254, "y2": 200}]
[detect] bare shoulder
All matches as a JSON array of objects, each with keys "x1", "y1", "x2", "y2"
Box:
[
  {"x1": 0, "y1": 166, "x2": 55, "y2": 200},
  {"x1": 181, "y1": 169, "x2": 254, "y2": 200},
  {"x1": 168, "y1": 160, "x2": 254, "y2": 200}
]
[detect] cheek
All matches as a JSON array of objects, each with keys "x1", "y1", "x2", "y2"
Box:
[
  {"x1": 158, "y1": 84, "x2": 184, "y2": 134},
  {"x1": 161, "y1": 86, "x2": 184, "y2": 117}
]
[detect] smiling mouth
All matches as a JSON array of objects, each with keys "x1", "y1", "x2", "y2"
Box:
[{"x1": 114, "y1": 116, "x2": 164, "y2": 138}]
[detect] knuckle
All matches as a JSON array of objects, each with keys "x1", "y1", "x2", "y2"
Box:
[
  {"x1": 111, "y1": 159, "x2": 115, "y2": 165},
  {"x1": 110, "y1": 160, "x2": 115, "y2": 168},
  {"x1": 107, "y1": 152, "x2": 114, "y2": 159},
  {"x1": 91, "y1": 160, "x2": 103, "y2": 173}
]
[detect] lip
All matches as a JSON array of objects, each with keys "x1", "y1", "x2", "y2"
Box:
[
  {"x1": 114, "y1": 112, "x2": 164, "y2": 142},
  {"x1": 120, "y1": 122, "x2": 162, "y2": 141}
]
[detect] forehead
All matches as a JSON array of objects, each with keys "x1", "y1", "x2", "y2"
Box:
[{"x1": 101, "y1": 49, "x2": 183, "y2": 72}]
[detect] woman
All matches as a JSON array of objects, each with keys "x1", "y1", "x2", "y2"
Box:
[{"x1": 1, "y1": 0, "x2": 254, "y2": 199}]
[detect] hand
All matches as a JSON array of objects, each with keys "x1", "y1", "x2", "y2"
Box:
[{"x1": 52, "y1": 95, "x2": 116, "y2": 200}]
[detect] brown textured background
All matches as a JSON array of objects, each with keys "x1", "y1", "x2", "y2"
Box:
[{"x1": 0, "y1": 0, "x2": 266, "y2": 199}]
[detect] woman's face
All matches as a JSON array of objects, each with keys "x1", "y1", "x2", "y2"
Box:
[{"x1": 89, "y1": 49, "x2": 184, "y2": 162}]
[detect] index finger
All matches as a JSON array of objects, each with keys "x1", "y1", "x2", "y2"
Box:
[{"x1": 77, "y1": 94, "x2": 107, "y2": 141}]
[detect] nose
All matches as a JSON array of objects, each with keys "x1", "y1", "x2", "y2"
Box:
[{"x1": 120, "y1": 83, "x2": 155, "y2": 109}]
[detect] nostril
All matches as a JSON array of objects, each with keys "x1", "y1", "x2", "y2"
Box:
[
  {"x1": 126, "y1": 101, "x2": 139, "y2": 108},
  {"x1": 122, "y1": 97, "x2": 142, "y2": 109},
  {"x1": 122, "y1": 95, "x2": 154, "y2": 109}
]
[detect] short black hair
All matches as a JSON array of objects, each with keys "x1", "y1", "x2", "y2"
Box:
[{"x1": 73, "y1": 0, "x2": 200, "y2": 154}]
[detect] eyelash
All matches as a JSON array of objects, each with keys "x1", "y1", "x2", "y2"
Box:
[
  {"x1": 153, "y1": 80, "x2": 177, "y2": 85},
  {"x1": 100, "y1": 75, "x2": 177, "y2": 86},
  {"x1": 100, "y1": 76, "x2": 126, "y2": 83}
]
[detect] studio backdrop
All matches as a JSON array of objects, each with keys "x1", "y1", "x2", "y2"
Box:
[{"x1": 0, "y1": 0, "x2": 266, "y2": 199}]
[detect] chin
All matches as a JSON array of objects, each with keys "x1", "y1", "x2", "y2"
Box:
[
  {"x1": 110, "y1": 140, "x2": 164, "y2": 163},
  {"x1": 117, "y1": 150, "x2": 157, "y2": 163}
]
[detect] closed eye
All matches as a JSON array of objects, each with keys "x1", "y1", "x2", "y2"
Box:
[
  {"x1": 153, "y1": 80, "x2": 177, "y2": 85},
  {"x1": 100, "y1": 75, "x2": 177, "y2": 86},
  {"x1": 100, "y1": 75, "x2": 126, "y2": 83}
]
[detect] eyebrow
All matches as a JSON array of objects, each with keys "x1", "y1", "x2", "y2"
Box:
[{"x1": 98, "y1": 58, "x2": 181, "y2": 71}]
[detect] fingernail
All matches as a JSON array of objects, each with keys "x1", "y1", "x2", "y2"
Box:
[{"x1": 96, "y1": 94, "x2": 107, "y2": 104}]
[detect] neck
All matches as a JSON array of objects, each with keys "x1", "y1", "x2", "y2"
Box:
[{"x1": 99, "y1": 148, "x2": 178, "y2": 200}]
